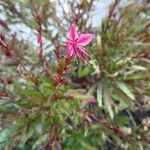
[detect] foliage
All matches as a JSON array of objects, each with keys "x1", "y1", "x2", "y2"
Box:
[{"x1": 0, "y1": 0, "x2": 150, "y2": 149}]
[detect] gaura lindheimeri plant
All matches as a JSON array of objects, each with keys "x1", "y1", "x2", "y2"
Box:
[{"x1": 66, "y1": 24, "x2": 94, "y2": 64}]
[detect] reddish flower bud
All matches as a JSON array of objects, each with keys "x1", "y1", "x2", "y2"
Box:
[{"x1": 37, "y1": 34, "x2": 43, "y2": 45}]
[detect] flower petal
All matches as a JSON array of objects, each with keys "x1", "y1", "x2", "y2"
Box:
[
  {"x1": 78, "y1": 46, "x2": 89, "y2": 56},
  {"x1": 67, "y1": 24, "x2": 78, "y2": 41},
  {"x1": 77, "y1": 34, "x2": 94, "y2": 46},
  {"x1": 76, "y1": 46, "x2": 89, "y2": 64},
  {"x1": 66, "y1": 42, "x2": 75, "y2": 57}
]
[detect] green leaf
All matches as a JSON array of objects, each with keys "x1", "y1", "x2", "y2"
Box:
[
  {"x1": 125, "y1": 72, "x2": 149, "y2": 80},
  {"x1": 21, "y1": 128, "x2": 34, "y2": 143},
  {"x1": 0, "y1": 128, "x2": 12, "y2": 147},
  {"x1": 116, "y1": 82, "x2": 135, "y2": 100},
  {"x1": 97, "y1": 83, "x2": 103, "y2": 107},
  {"x1": 113, "y1": 114, "x2": 129, "y2": 126},
  {"x1": 104, "y1": 93, "x2": 114, "y2": 119},
  {"x1": 0, "y1": 101, "x2": 20, "y2": 113},
  {"x1": 32, "y1": 133, "x2": 48, "y2": 150},
  {"x1": 106, "y1": 102, "x2": 114, "y2": 119},
  {"x1": 0, "y1": 125, "x2": 22, "y2": 148},
  {"x1": 39, "y1": 82, "x2": 54, "y2": 96},
  {"x1": 132, "y1": 65, "x2": 146, "y2": 71},
  {"x1": 77, "y1": 63, "x2": 94, "y2": 77},
  {"x1": 112, "y1": 89, "x2": 134, "y2": 108}
]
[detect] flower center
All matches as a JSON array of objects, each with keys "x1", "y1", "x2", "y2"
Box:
[{"x1": 70, "y1": 41, "x2": 77, "y2": 46}]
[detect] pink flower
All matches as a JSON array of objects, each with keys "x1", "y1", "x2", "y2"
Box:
[{"x1": 66, "y1": 24, "x2": 94, "y2": 64}]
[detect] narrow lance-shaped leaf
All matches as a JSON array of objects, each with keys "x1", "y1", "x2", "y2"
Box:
[
  {"x1": 116, "y1": 82, "x2": 135, "y2": 100},
  {"x1": 97, "y1": 83, "x2": 103, "y2": 107},
  {"x1": 32, "y1": 133, "x2": 49, "y2": 150}
]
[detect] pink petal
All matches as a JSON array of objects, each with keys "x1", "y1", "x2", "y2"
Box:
[
  {"x1": 67, "y1": 24, "x2": 78, "y2": 41},
  {"x1": 66, "y1": 42, "x2": 75, "y2": 57},
  {"x1": 78, "y1": 46, "x2": 89, "y2": 56},
  {"x1": 77, "y1": 34, "x2": 94, "y2": 46},
  {"x1": 76, "y1": 46, "x2": 89, "y2": 64}
]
